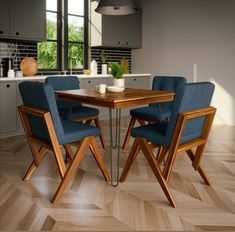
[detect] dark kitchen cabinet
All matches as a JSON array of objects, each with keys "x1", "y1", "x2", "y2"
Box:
[
  {"x1": 0, "y1": 0, "x2": 46, "y2": 41},
  {"x1": 90, "y1": 1, "x2": 142, "y2": 48},
  {"x1": 0, "y1": 0, "x2": 10, "y2": 37},
  {"x1": 0, "y1": 82, "x2": 17, "y2": 135}
]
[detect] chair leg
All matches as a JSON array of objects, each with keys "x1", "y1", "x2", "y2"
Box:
[
  {"x1": 186, "y1": 149, "x2": 211, "y2": 185},
  {"x1": 157, "y1": 147, "x2": 168, "y2": 166},
  {"x1": 63, "y1": 144, "x2": 74, "y2": 161},
  {"x1": 89, "y1": 137, "x2": 111, "y2": 181},
  {"x1": 120, "y1": 139, "x2": 140, "y2": 182},
  {"x1": 23, "y1": 146, "x2": 47, "y2": 181},
  {"x1": 137, "y1": 138, "x2": 176, "y2": 207},
  {"x1": 85, "y1": 119, "x2": 93, "y2": 125},
  {"x1": 122, "y1": 116, "x2": 137, "y2": 150},
  {"x1": 51, "y1": 137, "x2": 91, "y2": 204},
  {"x1": 94, "y1": 117, "x2": 107, "y2": 150},
  {"x1": 163, "y1": 146, "x2": 178, "y2": 183}
]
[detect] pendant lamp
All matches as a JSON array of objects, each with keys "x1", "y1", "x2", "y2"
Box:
[{"x1": 95, "y1": 0, "x2": 138, "y2": 15}]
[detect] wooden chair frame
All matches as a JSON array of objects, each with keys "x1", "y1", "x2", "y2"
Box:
[
  {"x1": 18, "y1": 105, "x2": 110, "y2": 203},
  {"x1": 120, "y1": 106, "x2": 216, "y2": 207},
  {"x1": 162, "y1": 106, "x2": 216, "y2": 183}
]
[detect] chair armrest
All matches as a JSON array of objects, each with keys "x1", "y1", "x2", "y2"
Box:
[{"x1": 18, "y1": 105, "x2": 49, "y2": 117}]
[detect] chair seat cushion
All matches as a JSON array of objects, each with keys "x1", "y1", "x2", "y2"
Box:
[
  {"x1": 60, "y1": 120, "x2": 100, "y2": 144},
  {"x1": 130, "y1": 106, "x2": 171, "y2": 122},
  {"x1": 59, "y1": 106, "x2": 99, "y2": 120},
  {"x1": 131, "y1": 123, "x2": 169, "y2": 146},
  {"x1": 30, "y1": 117, "x2": 100, "y2": 145},
  {"x1": 131, "y1": 121, "x2": 204, "y2": 147},
  {"x1": 56, "y1": 99, "x2": 82, "y2": 109}
]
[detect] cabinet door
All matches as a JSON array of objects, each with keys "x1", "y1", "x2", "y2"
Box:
[
  {"x1": 103, "y1": 13, "x2": 142, "y2": 48},
  {"x1": 0, "y1": 82, "x2": 17, "y2": 134},
  {"x1": 0, "y1": 0, "x2": 10, "y2": 37},
  {"x1": 10, "y1": 0, "x2": 46, "y2": 41},
  {"x1": 125, "y1": 77, "x2": 151, "y2": 89},
  {"x1": 90, "y1": 1, "x2": 142, "y2": 48}
]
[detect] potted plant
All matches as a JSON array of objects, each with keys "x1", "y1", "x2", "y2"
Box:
[
  {"x1": 109, "y1": 62, "x2": 125, "y2": 87},
  {"x1": 99, "y1": 50, "x2": 108, "y2": 75}
]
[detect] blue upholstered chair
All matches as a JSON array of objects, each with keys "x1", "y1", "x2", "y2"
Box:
[
  {"x1": 120, "y1": 82, "x2": 216, "y2": 207},
  {"x1": 18, "y1": 81, "x2": 110, "y2": 203},
  {"x1": 46, "y1": 76, "x2": 106, "y2": 149},
  {"x1": 122, "y1": 76, "x2": 187, "y2": 149}
]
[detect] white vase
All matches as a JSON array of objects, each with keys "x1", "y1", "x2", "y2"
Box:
[
  {"x1": 101, "y1": 64, "x2": 107, "y2": 75},
  {"x1": 113, "y1": 78, "x2": 125, "y2": 87}
]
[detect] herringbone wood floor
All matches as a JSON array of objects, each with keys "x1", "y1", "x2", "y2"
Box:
[{"x1": 0, "y1": 117, "x2": 235, "y2": 231}]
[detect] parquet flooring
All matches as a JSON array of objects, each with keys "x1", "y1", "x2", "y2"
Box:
[{"x1": 0, "y1": 117, "x2": 235, "y2": 231}]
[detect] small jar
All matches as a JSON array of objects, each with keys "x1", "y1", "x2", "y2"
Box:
[{"x1": 7, "y1": 69, "x2": 15, "y2": 78}]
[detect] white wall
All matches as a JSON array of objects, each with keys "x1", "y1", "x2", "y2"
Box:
[{"x1": 132, "y1": 0, "x2": 235, "y2": 126}]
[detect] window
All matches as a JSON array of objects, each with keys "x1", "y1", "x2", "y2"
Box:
[{"x1": 37, "y1": 0, "x2": 88, "y2": 71}]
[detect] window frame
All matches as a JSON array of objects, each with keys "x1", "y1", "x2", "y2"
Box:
[{"x1": 39, "y1": 0, "x2": 88, "y2": 72}]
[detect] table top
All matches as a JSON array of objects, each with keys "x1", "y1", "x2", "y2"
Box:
[{"x1": 56, "y1": 88, "x2": 174, "y2": 109}]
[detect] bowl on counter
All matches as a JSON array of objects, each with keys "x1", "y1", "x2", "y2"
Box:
[{"x1": 83, "y1": 69, "x2": 92, "y2": 75}]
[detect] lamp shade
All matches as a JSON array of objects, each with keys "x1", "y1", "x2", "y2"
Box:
[{"x1": 95, "y1": 0, "x2": 138, "y2": 15}]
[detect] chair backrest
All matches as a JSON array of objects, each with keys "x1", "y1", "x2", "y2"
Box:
[
  {"x1": 150, "y1": 76, "x2": 187, "y2": 108},
  {"x1": 165, "y1": 82, "x2": 215, "y2": 145},
  {"x1": 46, "y1": 76, "x2": 80, "y2": 90},
  {"x1": 19, "y1": 81, "x2": 64, "y2": 143}
]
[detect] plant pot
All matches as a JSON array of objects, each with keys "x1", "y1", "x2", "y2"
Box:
[
  {"x1": 113, "y1": 78, "x2": 125, "y2": 87},
  {"x1": 101, "y1": 64, "x2": 107, "y2": 75}
]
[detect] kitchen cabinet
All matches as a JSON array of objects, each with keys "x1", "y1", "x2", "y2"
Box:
[
  {"x1": 0, "y1": 0, "x2": 10, "y2": 37},
  {"x1": 0, "y1": 82, "x2": 18, "y2": 136},
  {"x1": 125, "y1": 76, "x2": 151, "y2": 89},
  {"x1": 90, "y1": 1, "x2": 142, "y2": 48},
  {"x1": 0, "y1": 0, "x2": 46, "y2": 41}
]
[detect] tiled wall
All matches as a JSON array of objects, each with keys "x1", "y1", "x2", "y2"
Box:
[
  {"x1": 0, "y1": 40, "x2": 132, "y2": 75},
  {"x1": 0, "y1": 41, "x2": 37, "y2": 71},
  {"x1": 91, "y1": 47, "x2": 131, "y2": 74}
]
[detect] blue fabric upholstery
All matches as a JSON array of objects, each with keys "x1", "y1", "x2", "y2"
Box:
[
  {"x1": 130, "y1": 76, "x2": 186, "y2": 121},
  {"x1": 45, "y1": 76, "x2": 100, "y2": 120},
  {"x1": 19, "y1": 81, "x2": 100, "y2": 145},
  {"x1": 131, "y1": 82, "x2": 215, "y2": 146},
  {"x1": 130, "y1": 106, "x2": 170, "y2": 121},
  {"x1": 46, "y1": 76, "x2": 80, "y2": 90},
  {"x1": 46, "y1": 76, "x2": 82, "y2": 109},
  {"x1": 60, "y1": 105, "x2": 99, "y2": 120}
]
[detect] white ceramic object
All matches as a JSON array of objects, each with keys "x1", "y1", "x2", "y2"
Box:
[
  {"x1": 101, "y1": 64, "x2": 107, "y2": 75},
  {"x1": 113, "y1": 78, "x2": 125, "y2": 87},
  {"x1": 107, "y1": 86, "x2": 125, "y2": 93},
  {"x1": 7, "y1": 69, "x2": 15, "y2": 78},
  {"x1": 96, "y1": 84, "x2": 107, "y2": 93}
]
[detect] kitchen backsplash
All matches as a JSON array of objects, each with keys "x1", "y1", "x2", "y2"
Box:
[
  {"x1": 91, "y1": 48, "x2": 131, "y2": 73},
  {"x1": 0, "y1": 40, "x2": 132, "y2": 74},
  {"x1": 0, "y1": 41, "x2": 37, "y2": 71}
]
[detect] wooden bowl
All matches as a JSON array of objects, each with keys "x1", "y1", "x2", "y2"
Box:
[
  {"x1": 20, "y1": 57, "x2": 38, "y2": 76},
  {"x1": 83, "y1": 69, "x2": 91, "y2": 75}
]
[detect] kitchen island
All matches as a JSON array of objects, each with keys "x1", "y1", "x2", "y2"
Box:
[{"x1": 0, "y1": 74, "x2": 151, "y2": 138}]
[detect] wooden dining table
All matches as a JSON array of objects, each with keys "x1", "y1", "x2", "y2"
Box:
[{"x1": 56, "y1": 88, "x2": 175, "y2": 186}]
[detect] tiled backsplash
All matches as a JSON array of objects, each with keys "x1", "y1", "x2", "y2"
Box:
[
  {"x1": 0, "y1": 40, "x2": 132, "y2": 74},
  {"x1": 91, "y1": 47, "x2": 132, "y2": 73},
  {"x1": 0, "y1": 41, "x2": 37, "y2": 71}
]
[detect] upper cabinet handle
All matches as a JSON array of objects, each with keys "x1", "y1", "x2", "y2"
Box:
[
  {"x1": 16, "y1": 32, "x2": 20, "y2": 36},
  {"x1": 0, "y1": 31, "x2": 3, "y2": 34}
]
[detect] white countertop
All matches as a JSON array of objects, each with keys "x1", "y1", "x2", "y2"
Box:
[{"x1": 0, "y1": 74, "x2": 151, "y2": 82}]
